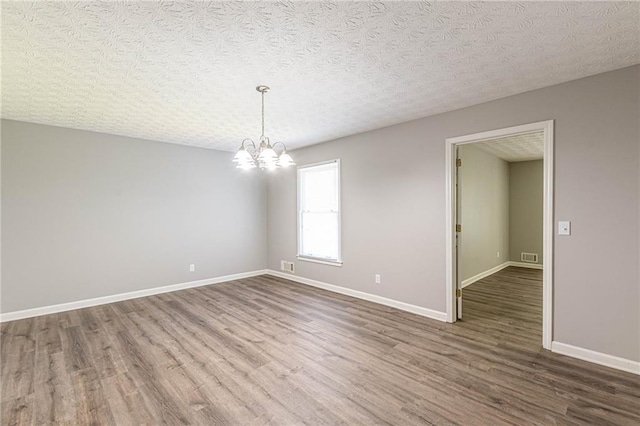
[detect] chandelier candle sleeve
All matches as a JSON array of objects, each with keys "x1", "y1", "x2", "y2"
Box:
[{"x1": 234, "y1": 86, "x2": 295, "y2": 170}]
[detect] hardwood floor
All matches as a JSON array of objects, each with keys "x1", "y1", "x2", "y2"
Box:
[
  {"x1": 2, "y1": 268, "x2": 639, "y2": 425},
  {"x1": 462, "y1": 266, "x2": 543, "y2": 350}
]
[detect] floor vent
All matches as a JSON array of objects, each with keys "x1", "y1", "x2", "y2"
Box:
[{"x1": 521, "y1": 252, "x2": 538, "y2": 263}]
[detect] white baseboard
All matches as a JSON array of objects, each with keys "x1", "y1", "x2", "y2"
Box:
[
  {"x1": 507, "y1": 261, "x2": 543, "y2": 270},
  {"x1": 551, "y1": 341, "x2": 640, "y2": 375},
  {"x1": 0, "y1": 269, "x2": 268, "y2": 323},
  {"x1": 462, "y1": 262, "x2": 510, "y2": 288},
  {"x1": 462, "y1": 261, "x2": 544, "y2": 288},
  {"x1": 266, "y1": 270, "x2": 447, "y2": 322}
]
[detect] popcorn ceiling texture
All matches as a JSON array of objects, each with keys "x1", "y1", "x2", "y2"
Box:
[
  {"x1": 2, "y1": 1, "x2": 639, "y2": 151},
  {"x1": 474, "y1": 132, "x2": 544, "y2": 163}
]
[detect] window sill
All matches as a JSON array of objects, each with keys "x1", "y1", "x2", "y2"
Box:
[{"x1": 297, "y1": 256, "x2": 343, "y2": 267}]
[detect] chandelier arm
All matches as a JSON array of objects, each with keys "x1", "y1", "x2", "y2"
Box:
[
  {"x1": 271, "y1": 141, "x2": 288, "y2": 154},
  {"x1": 241, "y1": 138, "x2": 257, "y2": 149},
  {"x1": 241, "y1": 138, "x2": 258, "y2": 158}
]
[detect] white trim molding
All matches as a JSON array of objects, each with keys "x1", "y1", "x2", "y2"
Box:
[
  {"x1": 0, "y1": 270, "x2": 267, "y2": 323},
  {"x1": 445, "y1": 120, "x2": 554, "y2": 351},
  {"x1": 297, "y1": 256, "x2": 343, "y2": 267},
  {"x1": 551, "y1": 341, "x2": 640, "y2": 376},
  {"x1": 462, "y1": 262, "x2": 543, "y2": 289},
  {"x1": 462, "y1": 262, "x2": 510, "y2": 288},
  {"x1": 267, "y1": 270, "x2": 447, "y2": 322},
  {"x1": 508, "y1": 261, "x2": 543, "y2": 270}
]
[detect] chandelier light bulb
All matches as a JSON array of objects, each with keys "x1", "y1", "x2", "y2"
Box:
[
  {"x1": 233, "y1": 148, "x2": 252, "y2": 163},
  {"x1": 259, "y1": 146, "x2": 277, "y2": 160},
  {"x1": 236, "y1": 161, "x2": 256, "y2": 170},
  {"x1": 277, "y1": 151, "x2": 295, "y2": 167},
  {"x1": 265, "y1": 162, "x2": 278, "y2": 171}
]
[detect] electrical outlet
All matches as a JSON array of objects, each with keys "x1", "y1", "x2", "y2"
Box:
[
  {"x1": 189, "y1": 264, "x2": 195, "y2": 272},
  {"x1": 375, "y1": 274, "x2": 381, "y2": 284},
  {"x1": 558, "y1": 221, "x2": 571, "y2": 236},
  {"x1": 497, "y1": 251, "x2": 500, "y2": 258},
  {"x1": 281, "y1": 260, "x2": 287, "y2": 271}
]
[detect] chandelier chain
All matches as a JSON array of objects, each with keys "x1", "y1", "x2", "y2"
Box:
[{"x1": 261, "y1": 90, "x2": 265, "y2": 139}]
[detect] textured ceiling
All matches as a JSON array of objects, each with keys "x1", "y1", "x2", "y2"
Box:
[
  {"x1": 475, "y1": 131, "x2": 544, "y2": 162},
  {"x1": 2, "y1": 1, "x2": 639, "y2": 152}
]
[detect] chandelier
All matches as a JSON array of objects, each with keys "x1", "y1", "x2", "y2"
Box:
[{"x1": 233, "y1": 85, "x2": 294, "y2": 170}]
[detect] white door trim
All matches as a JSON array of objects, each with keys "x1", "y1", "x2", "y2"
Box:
[{"x1": 445, "y1": 120, "x2": 554, "y2": 350}]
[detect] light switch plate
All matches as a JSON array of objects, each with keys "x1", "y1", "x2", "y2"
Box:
[{"x1": 558, "y1": 221, "x2": 571, "y2": 235}]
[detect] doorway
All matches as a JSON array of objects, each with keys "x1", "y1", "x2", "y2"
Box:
[{"x1": 445, "y1": 120, "x2": 554, "y2": 349}]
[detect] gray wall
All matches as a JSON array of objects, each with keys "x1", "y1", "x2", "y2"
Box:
[
  {"x1": 509, "y1": 160, "x2": 543, "y2": 265},
  {"x1": 267, "y1": 65, "x2": 640, "y2": 362},
  {"x1": 1, "y1": 120, "x2": 267, "y2": 313},
  {"x1": 459, "y1": 145, "x2": 509, "y2": 281}
]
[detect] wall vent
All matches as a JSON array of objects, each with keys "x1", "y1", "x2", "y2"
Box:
[
  {"x1": 281, "y1": 261, "x2": 295, "y2": 273},
  {"x1": 521, "y1": 252, "x2": 538, "y2": 263}
]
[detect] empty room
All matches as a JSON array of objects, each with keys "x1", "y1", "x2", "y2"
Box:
[
  {"x1": 456, "y1": 133, "x2": 546, "y2": 347},
  {"x1": 1, "y1": 2, "x2": 639, "y2": 425}
]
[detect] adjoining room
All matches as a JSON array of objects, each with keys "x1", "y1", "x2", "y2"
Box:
[{"x1": 457, "y1": 131, "x2": 545, "y2": 348}]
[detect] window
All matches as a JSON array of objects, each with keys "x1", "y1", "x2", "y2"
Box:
[{"x1": 297, "y1": 160, "x2": 342, "y2": 265}]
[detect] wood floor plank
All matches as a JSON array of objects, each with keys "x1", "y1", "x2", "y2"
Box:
[
  {"x1": 33, "y1": 348, "x2": 74, "y2": 424},
  {"x1": 114, "y1": 328, "x2": 194, "y2": 425},
  {"x1": 103, "y1": 372, "x2": 158, "y2": 426},
  {"x1": 70, "y1": 367, "x2": 116, "y2": 425},
  {"x1": 1, "y1": 395, "x2": 34, "y2": 426},
  {"x1": 2, "y1": 267, "x2": 638, "y2": 424}
]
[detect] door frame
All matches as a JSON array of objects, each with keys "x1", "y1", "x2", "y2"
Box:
[{"x1": 445, "y1": 120, "x2": 554, "y2": 350}]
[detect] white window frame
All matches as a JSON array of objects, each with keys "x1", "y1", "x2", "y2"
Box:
[{"x1": 297, "y1": 159, "x2": 342, "y2": 267}]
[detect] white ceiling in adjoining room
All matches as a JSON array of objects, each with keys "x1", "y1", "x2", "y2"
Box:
[
  {"x1": 474, "y1": 132, "x2": 544, "y2": 163},
  {"x1": 2, "y1": 1, "x2": 639, "y2": 151}
]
